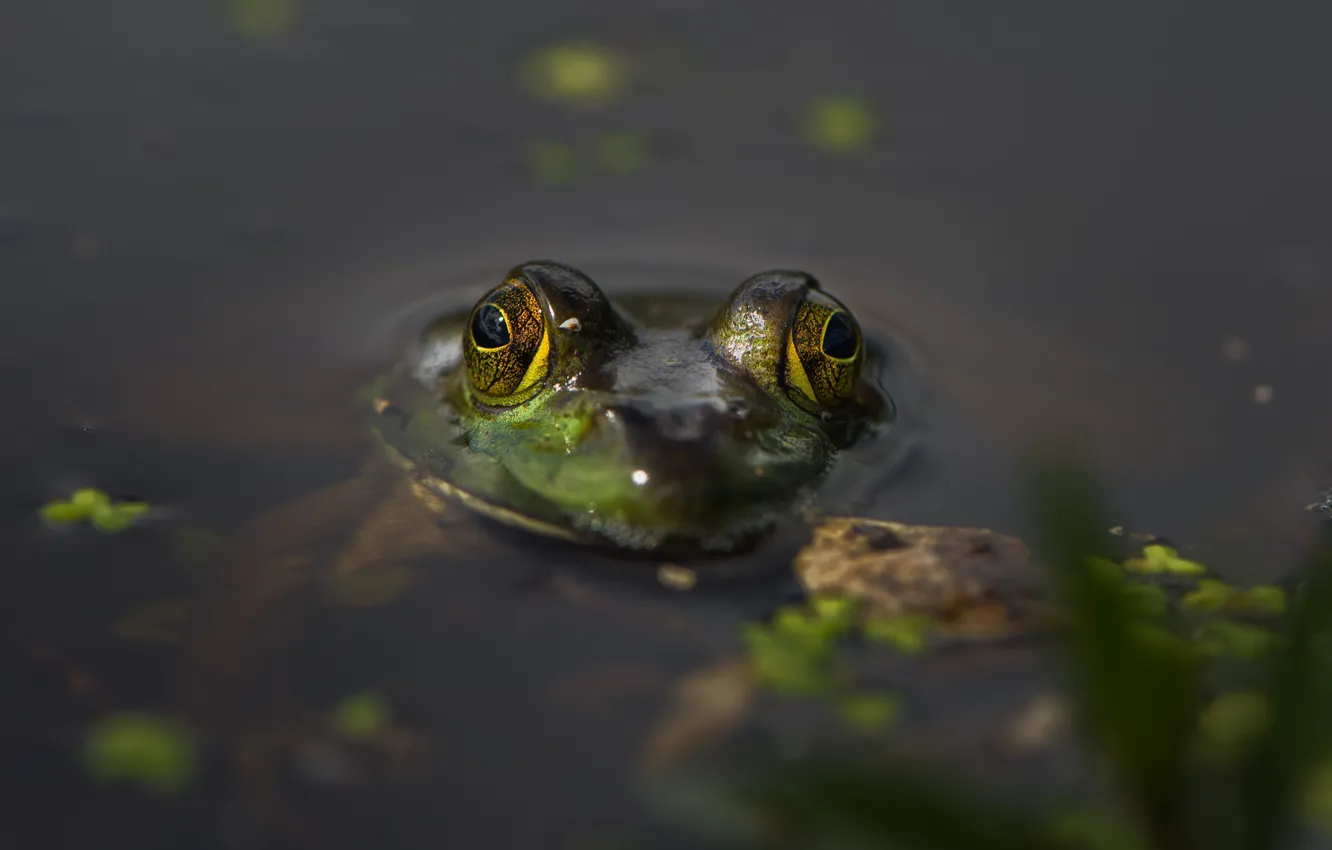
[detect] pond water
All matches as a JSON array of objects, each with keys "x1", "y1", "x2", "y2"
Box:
[{"x1": 3, "y1": 1, "x2": 1332, "y2": 848}]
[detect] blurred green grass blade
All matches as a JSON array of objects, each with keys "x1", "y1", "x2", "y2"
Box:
[
  {"x1": 1023, "y1": 448, "x2": 1200, "y2": 839},
  {"x1": 651, "y1": 756, "x2": 1072, "y2": 850},
  {"x1": 1237, "y1": 526, "x2": 1332, "y2": 850}
]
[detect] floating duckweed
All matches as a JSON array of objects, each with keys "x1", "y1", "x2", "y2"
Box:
[
  {"x1": 1196, "y1": 690, "x2": 1269, "y2": 764},
  {"x1": 1184, "y1": 580, "x2": 1287, "y2": 616},
  {"x1": 40, "y1": 501, "x2": 88, "y2": 524},
  {"x1": 228, "y1": 0, "x2": 299, "y2": 42},
  {"x1": 528, "y1": 141, "x2": 580, "y2": 185},
  {"x1": 809, "y1": 594, "x2": 857, "y2": 624},
  {"x1": 1242, "y1": 584, "x2": 1288, "y2": 615},
  {"x1": 1123, "y1": 544, "x2": 1207, "y2": 576},
  {"x1": 743, "y1": 597, "x2": 907, "y2": 718},
  {"x1": 836, "y1": 692, "x2": 899, "y2": 732},
  {"x1": 523, "y1": 42, "x2": 624, "y2": 106},
  {"x1": 1195, "y1": 619, "x2": 1278, "y2": 660},
  {"x1": 1182, "y1": 579, "x2": 1236, "y2": 611},
  {"x1": 42, "y1": 499, "x2": 96, "y2": 525},
  {"x1": 1123, "y1": 583, "x2": 1169, "y2": 619},
  {"x1": 41, "y1": 489, "x2": 150, "y2": 533},
  {"x1": 596, "y1": 132, "x2": 647, "y2": 174},
  {"x1": 1127, "y1": 621, "x2": 1198, "y2": 662},
  {"x1": 745, "y1": 618, "x2": 825, "y2": 666},
  {"x1": 331, "y1": 692, "x2": 391, "y2": 740},
  {"x1": 92, "y1": 501, "x2": 149, "y2": 533},
  {"x1": 42, "y1": 487, "x2": 109, "y2": 524},
  {"x1": 772, "y1": 604, "x2": 851, "y2": 644},
  {"x1": 72, "y1": 487, "x2": 107, "y2": 508},
  {"x1": 1085, "y1": 555, "x2": 1126, "y2": 582},
  {"x1": 741, "y1": 622, "x2": 836, "y2": 696},
  {"x1": 84, "y1": 712, "x2": 196, "y2": 796},
  {"x1": 805, "y1": 96, "x2": 876, "y2": 154},
  {"x1": 863, "y1": 614, "x2": 933, "y2": 655}
]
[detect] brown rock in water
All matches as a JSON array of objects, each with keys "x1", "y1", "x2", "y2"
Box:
[{"x1": 794, "y1": 518, "x2": 1052, "y2": 637}]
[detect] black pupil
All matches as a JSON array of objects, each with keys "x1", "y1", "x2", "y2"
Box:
[
  {"x1": 472, "y1": 304, "x2": 511, "y2": 348},
  {"x1": 821, "y1": 312, "x2": 857, "y2": 359}
]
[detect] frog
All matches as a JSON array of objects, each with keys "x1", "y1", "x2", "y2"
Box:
[
  {"x1": 172, "y1": 262, "x2": 890, "y2": 715},
  {"x1": 363, "y1": 259, "x2": 892, "y2": 554},
  {"x1": 140, "y1": 261, "x2": 1054, "y2": 833},
  {"x1": 166, "y1": 261, "x2": 1060, "y2": 724}
]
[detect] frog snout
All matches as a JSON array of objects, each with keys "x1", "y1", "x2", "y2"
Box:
[
  {"x1": 595, "y1": 401, "x2": 773, "y2": 516},
  {"x1": 607, "y1": 402, "x2": 738, "y2": 446}
]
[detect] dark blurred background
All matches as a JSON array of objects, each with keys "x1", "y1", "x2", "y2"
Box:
[{"x1": 3, "y1": 1, "x2": 1332, "y2": 848}]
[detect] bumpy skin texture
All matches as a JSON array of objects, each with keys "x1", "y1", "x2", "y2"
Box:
[{"x1": 390, "y1": 261, "x2": 887, "y2": 552}]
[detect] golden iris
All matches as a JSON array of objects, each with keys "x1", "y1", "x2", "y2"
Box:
[
  {"x1": 783, "y1": 297, "x2": 862, "y2": 408},
  {"x1": 462, "y1": 279, "x2": 552, "y2": 402}
]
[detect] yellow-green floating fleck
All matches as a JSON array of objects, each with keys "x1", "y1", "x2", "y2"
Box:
[
  {"x1": 1123, "y1": 544, "x2": 1207, "y2": 576},
  {"x1": 117, "y1": 502, "x2": 150, "y2": 518},
  {"x1": 1185, "y1": 581, "x2": 1287, "y2": 616},
  {"x1": 772, "y1": 604, "x2": 851, "y2": 644},
  {"x1": 805, "y1": 96, "x2": 876, "y2": 154},
  {"x1": 809, "y1": 594, "x2": 856, "y2": 624},
  {"x1": 84, "y1": 712, "x2": 196, "y2": 796},
  {"x1": 1084, "y1": 555, "x2": 1125, "y2": 580},
  {"x1": 836, "y1": 692, "x2": 899, "y2": 732},
  {"x1": 1196, "y1": 619, "x2": 1278, "y2": 660},
  {"x1": 1123, "y1": 583, "x2": 1168, "y2": 618},
  {"x1": 41, "y1": 499, "x2": 92, "y2": 525},
  {"x1": 72, "y1": 488, "x2": 111, "y2": 509},
  {"x1": 228, "y1": 0, "x2": 299, "y2": 43},
  {"x1": 595, "y1": 132, "x2": 647, "y2": 174},
  {"x1": 40, "y1": 488, "x2": 149, "y2": 532},
  {"x1": 331, "y1": 692, "x2": 391, "y2": 740},
  {"x1": 1240, "y1": 584, "x2": 1287, "y2": 615},
  {"x1": 1182, "y1": 579, "x2": 1236, "y2": 611},
  {"x1": 523, "y1": 42, "x2": 624, "y2": 106},
  {"x1": 741, "y1": 623, "x2": 833, "y2": 696},
  {"x1": 91, "y1": 503, "x2": 131, "y2": 533},
  {"x1": 528, "y1": 142, "x2": 580, "y2": 185},
  {"x1": 43, "y1": 488, "x2": 110, "y2": 524},
  {"x1": 863, "y1": 614, "x2": 933, "y2": 655},
  {"x1": 1127, "y1": 621, "x2": 1197, "y2": 662}
]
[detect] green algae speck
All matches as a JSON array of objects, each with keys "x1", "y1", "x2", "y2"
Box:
[
  {"x1": 40, "y1": 489, "x2": 151, "y2": 533},
  {"x1": 331, "y1": 692, "x2": 392, "y2": 740},
  {"x1": 84, "y1": 713, "x2": 196, "y2": 796}
]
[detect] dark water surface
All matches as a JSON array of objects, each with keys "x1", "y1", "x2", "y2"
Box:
[{"x1": 4, "y1": 1, "x2": 1332, "y2": 848}]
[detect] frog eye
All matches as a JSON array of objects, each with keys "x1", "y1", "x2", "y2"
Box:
[
  {"x1": 462, "y1": 279, "x2": 552, "y2": 403},
  {"x1": 784, "y1": 297, "x2": 862, "y2": 408}
]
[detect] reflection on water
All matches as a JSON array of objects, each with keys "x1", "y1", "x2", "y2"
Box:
[{"x1": 4, "y1": 0, "x2": 1332, "y2": 847}]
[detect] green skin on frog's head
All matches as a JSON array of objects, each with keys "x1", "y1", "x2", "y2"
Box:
[{"x1": 390, "y1": 260, "x2": 888, "y2": 552}]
